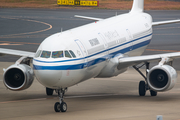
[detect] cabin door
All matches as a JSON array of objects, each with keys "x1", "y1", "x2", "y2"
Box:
[
  {"x1": 75, "y1": 39, "x2": 88, "y2": 68},
  {"x1": 126, "y1": 29, "x2": 133, "y2": 51}
]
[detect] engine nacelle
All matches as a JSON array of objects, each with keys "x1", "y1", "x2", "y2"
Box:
[
  {"x1": 147, "y1": 65, "x2": 177, "y2": 92},
  {"x1": 3, "y1": 64, "x2": 34, "y2": 91}
]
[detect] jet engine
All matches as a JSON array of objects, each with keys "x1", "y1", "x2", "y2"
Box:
[
  {"x1": 3, "y1": 64, "x2": 34, "y2": 91},
  {"x1": 147, "y1": 65, "x2": 177, "y2": 92}
]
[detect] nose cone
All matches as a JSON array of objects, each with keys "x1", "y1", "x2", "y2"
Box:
[{"x1": 34, "y1": 70, "x2": 62, "y2": 88}]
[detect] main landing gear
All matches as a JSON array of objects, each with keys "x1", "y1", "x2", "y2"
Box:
[
  {"x1": 133, "y1": 62, "x2": 157, "y2": 96},
  {"x1": 54, "y1": 89, "x2": 67, "y2": 112},
  {"x1": 46, "y1": 87, "x2": 54, "y2": 96}
]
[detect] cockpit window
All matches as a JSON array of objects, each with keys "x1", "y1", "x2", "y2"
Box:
[
  {"x1": 38, "y1": 50, "x2": 76, "y2": 59},
  {"x1": 35, "y1": 50, "x2": 42, "y2": 58},
  {"x1": 65, "y1": 50, "x2": 72, "y2": 58},
  {"x1": 41, "y1": 51, "x2": 51, "y2": 58},
  {"x1": 52, "y1": 51, "x2": 64, "y2": 58},
  {"x1": 69, "y1": 50, "x2": 76, "y2": 58}
]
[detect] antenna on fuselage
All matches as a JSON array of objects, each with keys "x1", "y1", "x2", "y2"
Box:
[{"x1": 61, "y1": 28, "x2": 63, "y2": 33}]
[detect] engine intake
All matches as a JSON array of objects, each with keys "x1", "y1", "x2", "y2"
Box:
[
  {"x1": 3, "y1": 64, "x2": 34, "y2": 91},
  {"x1": 147, "y1": 65, "x2": 177, "y2": 92}
]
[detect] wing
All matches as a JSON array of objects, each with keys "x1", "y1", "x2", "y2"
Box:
[
  {"x1": 0, "y1": 48, "x2": 35, "y2": 58},
  {"x1": 119, "y1": 52, "x2": 180, "y2": 66},
  {"x1": 74, "y1": 15, "x2": 103, "y2": 21},
  {"x1": 152, "y1": 19, "x2": 180, "y2": 26}
]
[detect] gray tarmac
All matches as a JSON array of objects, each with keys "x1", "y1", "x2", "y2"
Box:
[{"x1": 0, "y1": 8, "x2": 180, "y2": 120}]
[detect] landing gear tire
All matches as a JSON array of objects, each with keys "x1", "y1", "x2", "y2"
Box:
[
  {"x1": 150, "y1": 90, "x2": 157, "y2": 96},
  {"x1": 46, "y1": 87, "x2": 54, "y2": 96},
  {"x1": 54, "y1": 101, "x2": 67, "y2": 112},
  {"x1": 54, "y1": 102, "x2": 61, "y2": 112},
  {"x1": 60, "y1": 102, "x2": 67, "y2": 112},
  {"x1": 139, "y1": 81, "x2": 146, "y2": 96}
]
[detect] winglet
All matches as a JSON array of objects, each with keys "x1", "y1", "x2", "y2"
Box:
[{"x1": 130, "y1": 0, "x2": 144, "y2": 13}]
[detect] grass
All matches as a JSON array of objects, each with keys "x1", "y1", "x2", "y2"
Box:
[{"x1": 0, "y1": 0, "x2": 180, "y2": 10}]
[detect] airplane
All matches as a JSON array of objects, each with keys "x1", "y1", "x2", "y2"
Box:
[{"x1": 1, "y1": 0, "x2": 180, "y2": 113}]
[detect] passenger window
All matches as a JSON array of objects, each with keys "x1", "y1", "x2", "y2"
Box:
[
  {"x1": 35, "y1": 50, "x2": 42, "y2": 58},
  {"x1": 41, "y1": 51, "x2": 51, "y2": 58},
  {"x1": 65, "y1": 51, "x2": 72, "y2": 58},
  {"x1": 52, "y1": 51, "x2": 64, "y2": 58},
  {"x1": 69, "y1": 50, "x2": 76, "y2": 58}
]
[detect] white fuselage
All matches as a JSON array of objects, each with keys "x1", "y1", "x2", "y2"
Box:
[{"x1": 33, "y1": 12, "x2": 152, "y2": 89}]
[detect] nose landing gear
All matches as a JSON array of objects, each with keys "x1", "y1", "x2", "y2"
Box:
[{"x1": 54, "y1": 89, "x2": 67, "y2": 112}]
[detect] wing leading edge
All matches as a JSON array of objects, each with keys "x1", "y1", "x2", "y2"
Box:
[
  {"x1": 119, "y1": 52, "x2": 180, "y2": 66},
  {"x1": 152, "y1": 19, "x2": 180, "y2": 26},
  {"x1": 0, "y1": 48, "x2": 35, "y2": 58},
  {"x1": 74, "y1": 15, "x2": 103, "y2": 21}
]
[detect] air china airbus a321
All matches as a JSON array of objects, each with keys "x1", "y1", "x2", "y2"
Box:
[{"x1": 1, "y1": 0, "x2": 180, "y2": 112}]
